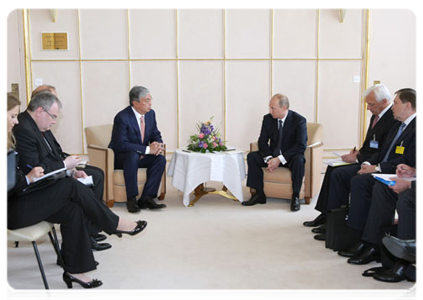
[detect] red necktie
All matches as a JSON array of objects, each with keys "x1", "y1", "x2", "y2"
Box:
[
  {"x1": 371, "y1": 115, "x2": 379, "y2": 129},
  {"x1": 140, "y1": 115, "x2": 145, "y2": 143}
]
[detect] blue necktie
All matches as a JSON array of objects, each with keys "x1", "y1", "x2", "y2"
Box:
[{"x1": 382, "y1": 123, "x2": 406, "y2": 162}]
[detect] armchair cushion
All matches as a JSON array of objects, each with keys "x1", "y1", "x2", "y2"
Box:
[
  {"x1": 250, "y1": 122, "x2": 323, "y2": 204},
  {"x1": 85, "y1": 124, "x2": 166, "y2": 207}
]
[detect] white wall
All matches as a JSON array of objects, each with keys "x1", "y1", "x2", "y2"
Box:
[{"x1": 8, "y1": 9, "x2": 416, "y2": 157}]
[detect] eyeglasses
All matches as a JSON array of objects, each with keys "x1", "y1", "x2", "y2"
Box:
[{"x1": 43, "y1": 109, "x2": 58, "y2": 120}]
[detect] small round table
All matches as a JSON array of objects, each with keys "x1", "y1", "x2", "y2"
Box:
[{"x1": 167, "y1": 148, "x2": 246, "y2": 207}]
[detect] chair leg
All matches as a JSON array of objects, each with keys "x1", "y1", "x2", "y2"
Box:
[
  {"x1": 158, "y1": 192, "x2": 166, "y2": 200},
  {"x1": 32, "y1": 241, "x2": 49, "y2": 289},
  {"x1": 48, "y1": 227, "x2": 65, "y2": 269}
]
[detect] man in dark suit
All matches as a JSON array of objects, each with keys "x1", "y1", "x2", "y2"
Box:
[
  {"x1": 109, "y1": 86, "x2": 166, "y2": 213},
  {"x1": 13, "y1": 87, "x2": 111, "y2": 251},
  {"x1": 338, "y1": 88, "x2": 416, "y2": 265},
  {"x1": 303, "y1": 84, "x2": 398, "y2": 240},
  {"x1": 244, "y1": 93, "x2": 307, "y2": 211},
  {"x1": 364, "y1": 165, "x2": 416, "y2": 283}
]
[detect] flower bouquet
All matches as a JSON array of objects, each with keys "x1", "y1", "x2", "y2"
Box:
[{"x1": 187, "y1": 118, "x2": 227, "y2": 153}]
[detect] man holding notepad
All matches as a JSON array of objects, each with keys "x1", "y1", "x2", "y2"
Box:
[
  {"x1": 13, "y1": 85, "x2": 111, "y2": 251},
  {"x1": 303, "y1": 84, "x2": 397, "y2": 240}
]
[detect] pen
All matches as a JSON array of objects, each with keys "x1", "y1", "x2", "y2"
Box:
[
  {"x1": 27, "y1": 164, "x2": 33, "y2": 170},
  {"x1": 353, "y1": 146, "x2": 356, "y2": 152}
]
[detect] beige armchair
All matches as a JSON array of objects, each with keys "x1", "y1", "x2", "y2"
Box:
[
  {"x1": 85, "y1": 124, "x2": 166, "y2": 207},
  {"x1": 250, "y1": 122, "x2": 323, "y2": 204}
]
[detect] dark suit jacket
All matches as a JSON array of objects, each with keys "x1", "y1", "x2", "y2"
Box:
[
  {"x1": 13, "y1": 111, "x2": 69, "y2": 175},
  {"x1": 257, "y1": 110, "x2": 307, "y2": 161},
  {"x1": 367, "y1": 117, "x2": 416, "y2": 173},
  {"x1": 357, "y1": 108, "x2": 398, "y2": 163},
  {"x1": 108, "y1": 106, "x2": 163, "y2": 155}
]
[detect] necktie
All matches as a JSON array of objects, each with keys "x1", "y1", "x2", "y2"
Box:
[
  {"x1": 382, "y1": 123, "x2": 406, "y2": 162},
  {"x1": 371, "y1": 115, "x2": 379, "y2": 129},
  {"x1": 273, "y1": 120, "x2": 283, "y2": 157},
  {"x1": 41, "y1": 132, "x2": 52, "y2": 152},
  {"x1": 140, "y1": 115, "x2": 145, "y2": 143}
]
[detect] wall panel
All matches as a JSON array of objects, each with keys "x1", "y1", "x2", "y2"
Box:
[
  {"x1": 29, "y1": 9, "x2": 79, "y2": 60},
  {"x1": 319, "y1": 9, "x2": 363, "y2": 59},
  {"x1": 82, "y1": 61, "x2": 129, "y2": 130},
  {"x1": 80, "y1": 9, "x2": 128, "y2": 59},
  {"x1": 179, "y1": 61, "x2": 224, "y2": 148},
  {"x1": 31, "y1": 61, "x2": 82, "y2": 154},
  {"x1": 226, "y1": 61, "x2": 271, "y2": 150},
  {"x1": 272, "y1": 60, "x2": 317, "y2": 122},
  {"x1": 318, "y1": 61, "x2": 362, "y2": 150},
  {"x1": 129, "y1": 9, "x2": 176, "y2": 59},
  {"x1": 273, "y1": 9, "x2": 318, "y2": 59},
  {"x1": 131, "y1": 61, "x2": 178, "y2": 150},
  {"x1": 178, "y1": 9, "x2": 224, "y2": 59},
  {"x1": 226, "y1": 9, "x2": 271, "y2": 59}
]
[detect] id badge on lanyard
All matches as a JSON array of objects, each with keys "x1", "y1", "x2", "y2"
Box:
[
  {"x1": 370, "y1": 134, "x2": 379, "y2": 149},
  {"x1": 396, "y1": 141, "x2": 405, "y2": 154}
]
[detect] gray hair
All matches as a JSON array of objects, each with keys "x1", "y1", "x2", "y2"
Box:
[
  {"x1": 129, "y1": 86, "x2": 150, "y2": 106},
  {"x1": 273, "y1": 93, "x2": 290, "y2": 109},
  {"x1": 364, "y1": 84, "x2": 391, "y2": 103},
  {"x1": 27, "y1": 90, "x2": 62, "y2": 112}
]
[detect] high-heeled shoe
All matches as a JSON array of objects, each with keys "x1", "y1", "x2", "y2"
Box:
[
  {"x1": 113, "y1": 220, "x2": 147, "y2": 238},
  {"x1": 63, "y1": 272, "x2": 102, "y2": 289}
]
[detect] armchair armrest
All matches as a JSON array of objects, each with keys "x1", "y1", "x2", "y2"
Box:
[
  {"x1": 307, "y1": 141, "x2": 323, "y2": 148},
  {"x1": 87, "y1": 144, "x2": 115, "y2": 203}
]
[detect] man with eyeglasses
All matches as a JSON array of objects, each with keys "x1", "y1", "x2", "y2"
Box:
[{"x1": 13, "y1": 86, "x2": 112, "y2": 252}]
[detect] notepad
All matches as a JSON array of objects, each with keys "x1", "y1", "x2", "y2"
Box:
[
  {"x1": 372, "y1": 173, "x2": 416, "y2": 186},
  {"x1": 33, "y1": 167, "x2": 67, "y2": 183},
  {"x1": 77, "y1": 175, "x2": 94, "y2": 186}
]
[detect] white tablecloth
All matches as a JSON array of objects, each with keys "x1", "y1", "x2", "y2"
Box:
[{"x1": 167, "y1": 148, "x2": 246, "y2": 206}]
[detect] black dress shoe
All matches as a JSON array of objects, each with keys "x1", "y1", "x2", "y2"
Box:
[
  {"x1": 338, "y1": 241, "x2": 365, "y2": 257},
  {"x1": 311, "y1": 224, "x2": 326, "y2": 234},
  {"x1": 303, "y1": 213, "x2": 326, "y2": 227},
  {"x1": 382, "y1": 235, "x2": 416, "y2": 263},
  {"x1": 90, "y1": 237, "x2": 112, "y2": 251},
  {"x1": 373, "y1": 262, "x2": 407, "y2": 283},
  {"x1": 362, "y1": 266, "x2": 387, "y2": 277},
  {"x1": 63, "y1": 272, "x2": 103, "y2": 289},
  {"x1": 314, "y1": 234, "x2": 326, "y2": 241},
  {"x1": 395, "y1": 283, "x2": 420, "y2": 300},
  {"x1": 291, "y1": 196, "x2": 300, "y2": 212},
  {"x1": 93, "y1": 233, "x2": 107, "y2": 242},
  {"x1": 138, "y1": 197, "x2": 166, "y2": 209},
  {"x1": 347, "y1": 246, "x2": 380, "y2": 265},
  {"x1": 127, "y1": 197, "x2": 141, "y2": 213},
  {"x1": 242, "y1": 193, "x2": 266, "y2": 206},
  {"x1": 114, "y1": 220, "x2": 147, "y2": 237}
]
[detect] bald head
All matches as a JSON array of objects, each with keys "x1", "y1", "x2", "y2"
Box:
[{"x1": 32, "y1": 85, "x2": 58, "y2": 98}]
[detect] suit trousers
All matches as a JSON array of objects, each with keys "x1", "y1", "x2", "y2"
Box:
[
  {"x1": 8, "y1": 177, "x2": 119, "y2": 274},
  {"x1": 246, "y1": 151, "x2": 305, "y2": 194},
  {"x1": 82, "y1": 165, "x2": 104, "y2": 236},
  {"x1": 361, "y1": 181, "x2": 397, "y2": 245},
  {"x1": 347, "y1": 173, "x2": 376, "y2": 231},
  {"x1": 397, "y1": 188, "x2": 416, "y2": 240},
  {"x1": 115, "y1": 151, "x2": 166, "y2": 200},
  {"x1": 326, "y1": 164, "x2": 361, "y2": 211}
]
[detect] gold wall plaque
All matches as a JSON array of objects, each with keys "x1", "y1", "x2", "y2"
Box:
[{"x1": 42, "y1": 32, "x2": 68, "y2": 50}]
